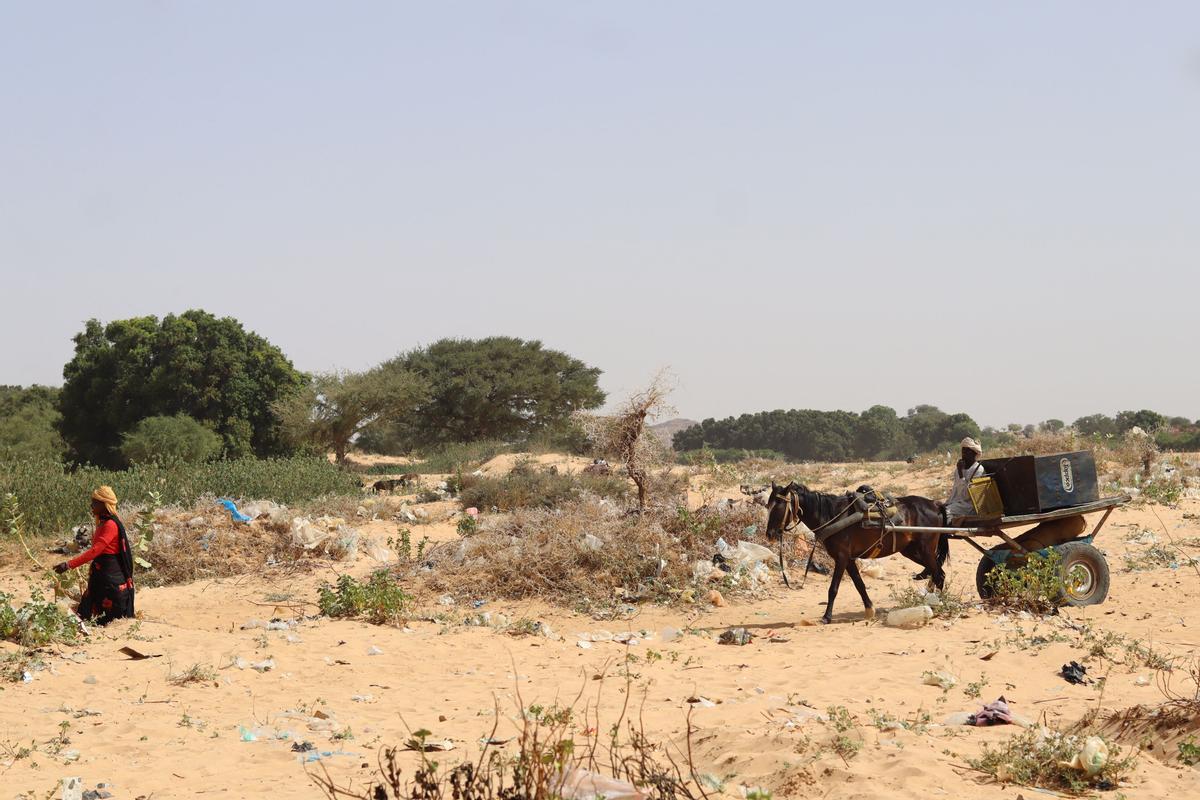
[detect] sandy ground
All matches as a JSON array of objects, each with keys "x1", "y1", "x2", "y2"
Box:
[{"x1": 2, "y1": 459, "x2": 1198, "y2": 800}]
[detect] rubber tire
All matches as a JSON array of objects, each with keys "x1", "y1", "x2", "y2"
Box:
[
  {"x1": 1057, "y1": 541, "x2": 1110, "y2": 607},
  {"x1": 975, "y1": 550, "x2": 1005, "y2": 600}
]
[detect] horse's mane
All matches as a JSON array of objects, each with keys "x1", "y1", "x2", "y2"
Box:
[{"x1": 783, "y1": 481, "x2": 853, "y2": 526}]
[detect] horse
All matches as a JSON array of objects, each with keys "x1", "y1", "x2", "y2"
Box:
[{"x1": 765, "y1": 481, "x2": 947, "y2": 624}]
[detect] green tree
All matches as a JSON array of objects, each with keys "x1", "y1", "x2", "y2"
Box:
[
  {"x1": 902, "y1": 406, "x2": 981, "y2": 452},
  {"x1": 1072, "y1": 414, "x2": 1117, "y2": 437},
  {"x1": 380, "y1": 337, "x2": 605, "y2": 448},
  {"x1": 120, "y1": 414, "x2": 223, "y2": 465},
  {"x1": 58, "y1": 310, "x2": 305, "y2": 467},
  {"x1": 0, "y1": 385, "x2": 65, "y2": 460},
  {"x1": 1115, "y1": 409, "x2": 1166, "y2": 433},
  {"x1": 274, "y1": 366, "x2": 429, "y2": 464},
  {"x1": 1041, "y1": 419, "x2": 1065, "y2": 433}
]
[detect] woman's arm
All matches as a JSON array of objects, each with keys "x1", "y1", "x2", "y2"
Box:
[{"x1": 66, "y1": 520, "x2": 117, "y2": 569}]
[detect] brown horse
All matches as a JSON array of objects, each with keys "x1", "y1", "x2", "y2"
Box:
[{"x1": 765, "y1": 482, "x2": 946, "y2": 624}]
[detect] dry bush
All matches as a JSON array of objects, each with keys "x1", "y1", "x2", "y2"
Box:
[
  {"x1": 457, "y1": 465, "x2": 630, "y2": 512},
  {"x1": 415, "y1": 500, "x2": 767, "y2": 609},
  {"x1": 579, "y1": 375, "x2": 675, "y2": 513},
  {"x1": 134, "y1": 500, "x2": 347, "y2": 587},
  {"x1": 310, "y1": 679, "x2": 704, "y2": 800}
]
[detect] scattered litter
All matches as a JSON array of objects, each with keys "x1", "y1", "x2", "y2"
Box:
[
  {"x1": 1134, "y1": 675, "x2": 1151, "y2": 686},
  {"x1": 885, "y1": 605, "x2": 933, "y2": 629},
  {"x1": 554, "y1": 766, "x2": 646, "y2": 800},
  {"x1": 1060, "y1": 661, "x2": 1090, "y2": 685},
  {"x1": 82, "y1": 788, "x2": 112, "y2": 800},
  {"x1": 438, "y1": 595, "x2": 456, "y2": 606},
  {"x1": 577, "y1": 640, "x2": 592, "y2": 649},
  {"x1": 60, "y1": 749, "x2": 80, "y2": 762},
  {"x1": 241, "y1": 619, "x2": 297, "y2": 631},
  {"x1": 480, "y1": 737, "x2": 511, "y2": 746},
  {"x1": 118, "y1": 646, "x2": 160, "y2": 660},
  {"x1": 405, "y1": 737, "x2": 455, "y2": 752},
  {"x1": 367, "y1": 646, "x2": 383, "y2": 656},
  {"x1": 922, "y1": 670, "x2": 958, "y2": 690},
  {"x1": 659, "y1": 627, "x2": 681, "y2": 643},
  {"x1": 860, "y1": 562, "x2": 885, "y2": 579},
  {"x1": 582, "y1": 534, "x2": 604, "y2": 551},
  {"x1": 351, "y1": 694, "x2": 374, "y2": 703},
  {"x1": 698, "y1": 774, "x2": 725, "y2": 792},
  {"x1": 685, "y1": 696, "x2": 717, "y2": 708},
  {"x1": 219, "y1": 498, "x2": 253, "y2": 523},
  {"x1": 968, "y1": 696, "x2": 1014, "y2": 726},
  {"x1": 1060, "y1": 736, "x2": 1109, "y2": 775},
  {"x1": 232, "y1": 657, "x2": 275, "y2": 672},
  {"x1": 82, "y1": 675, "x2": 97, "y2": 685},
  {"x1": 291, "y1": 741, "x2": 316, "y2": 752},
  {"x1": 718, "y1": 627, "x2": 753, "y2": 646},
  {"x1": 61, "y1": 777, "x2": 82, "y2": 800},
  {"x1": 239, "y1": 725, "x2": 259, "y2": 742}
]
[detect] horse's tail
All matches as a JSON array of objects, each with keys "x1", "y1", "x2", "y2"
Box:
[{"x1": 936, "y1": 531, "x2": 950, "y2": 567}]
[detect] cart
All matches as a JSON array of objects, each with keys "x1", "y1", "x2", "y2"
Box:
[{"x1": 865, "y1": 494, "x2": 1130, "y2": 606}]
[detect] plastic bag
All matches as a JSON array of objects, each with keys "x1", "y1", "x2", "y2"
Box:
[
  {"x1": 554, "y1": 766, "x2": 646, "y2": 800},
  {"x1": 290, "y1": 518, "x2": 331, "y2": 551}
]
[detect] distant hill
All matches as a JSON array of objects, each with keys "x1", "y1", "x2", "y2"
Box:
[{"x1": 648, "y1": 418, "x2": 698, "y2": 449}]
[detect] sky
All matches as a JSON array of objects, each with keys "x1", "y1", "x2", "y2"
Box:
[{"x1": 2, "y1": 2, "x2": 1198, "y2": 428}]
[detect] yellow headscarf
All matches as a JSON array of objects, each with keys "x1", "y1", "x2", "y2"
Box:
[{"x1": 91, "y1": 486, "x2": 119, "y2": 518}]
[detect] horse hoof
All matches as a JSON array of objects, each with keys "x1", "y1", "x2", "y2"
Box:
[
  {"x1": 863, "y1": 607, "x2": 875, "y2": 620},
  {"x1": 819, "y1": 617, "x2": 832, "y2": 625}
]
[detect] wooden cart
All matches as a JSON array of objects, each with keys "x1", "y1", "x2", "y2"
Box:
[{"x1": 866, "y1": 494, "x2": 1130, "y2": 606}]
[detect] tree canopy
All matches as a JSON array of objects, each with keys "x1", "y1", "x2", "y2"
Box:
[
  {"x1": 0, "y1": 385, "x2": 64, "y2": 460},
  {"x1": 57, "y1": 310, "x2": 305, "y2": 467},
  {"x1": 274, "y1": 366, "x2": 429, "y2": 463},
  {"x1": 120, "y1": 414, "x2": 224, "y2": 465},
  {"x1": 369, "y1": 337, "x2": 605, "y2": 450}
]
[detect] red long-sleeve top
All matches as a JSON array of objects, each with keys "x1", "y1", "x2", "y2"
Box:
[{"x1": 68, "y1": 519, "x2": 120, "y2": 569}]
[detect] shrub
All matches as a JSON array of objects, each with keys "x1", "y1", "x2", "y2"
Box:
[
  {"x1": 0, "y1": 590, "x2": 82, "y2": 648},
  {"x1": 311, "y1": 681, "x2": 703, "y2": 800},
  {"x1": 419, "y1": 500, "x2": 764, "y2": 610},
  {"x1": 0, "y1": 456, "x2": 361, "y2": 536},
  {"x1": 120, "y1": 414, "x2": 224, "y2": 466},
  {"x1": 318, "y1": 571, "x2": 410, "y2": 625},
  {"x1": 968, "y1": 727, "x2": 1133, "y2": 795},
  {"x1": 677, "y1": 448, "x2": 787, "y2": 465},
  {"x1": 457, "y1": 467, "x2": 629, "y2": 512},
  {"x1": 983, "y1": 550, "x2": 1065, "y2": 614}
]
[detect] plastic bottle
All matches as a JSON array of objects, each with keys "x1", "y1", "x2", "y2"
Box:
[{"x1": 885, "y1": 605, "x2": 934, "y2": 629}]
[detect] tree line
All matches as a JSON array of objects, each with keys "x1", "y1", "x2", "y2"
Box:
[
  {"x1": 2, "y1": 310, "x2": 604, "y2": 468},
  {"x1": 2, "y1": 309, "x2": 1197, "y2": 469},
  {"x1": 672, "y1": 405, "x2": 980, "y2": 461},
  {"x1": 674, "y1": 405, "x2": 1200, "y2": 462}
]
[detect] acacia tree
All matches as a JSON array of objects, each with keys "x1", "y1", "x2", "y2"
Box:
[
  {"x1": 273, "y1": 366, "x2": 429, "y2": 464},
  {"x1": 57, "y1": 311, "x2": 304, "y2": 466},
  {"x1": 375, "y1": 337, "x2": 605, "y2": 450},
  {"x1": 581, "y1": 375, "x2": 674, "y2": 513}
]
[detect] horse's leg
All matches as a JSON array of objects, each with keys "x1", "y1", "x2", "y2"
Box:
[
  {"x1": 822, "y1": 557, "x2": 846, "y2": 624},
  {"x1": 845, "y1": 559, "x2": 874, "y2": 619}
]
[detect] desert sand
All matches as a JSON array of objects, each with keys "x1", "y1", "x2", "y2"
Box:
[{"x1": 2, "y1": 458, "x2": 1198, "y2": 800}]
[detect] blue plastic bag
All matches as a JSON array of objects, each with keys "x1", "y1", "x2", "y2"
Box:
[{"x1": 219, "y1": 499, "x2": 253, "y2": 523}]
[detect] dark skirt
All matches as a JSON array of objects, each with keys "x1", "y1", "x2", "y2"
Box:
[{"x1": 78, "y1": 558, "x2": 135, "y2": 625}]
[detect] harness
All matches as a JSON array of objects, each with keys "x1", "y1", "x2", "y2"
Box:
[{"x1": 769, "y1": 485, "x2": 905, "y2": 584}]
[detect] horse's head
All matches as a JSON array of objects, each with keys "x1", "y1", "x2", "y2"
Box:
[{"x1": 765, "y1": 482, "x2": 802, "y2": 542}]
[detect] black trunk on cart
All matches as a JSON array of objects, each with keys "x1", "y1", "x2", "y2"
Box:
[{"x1": 979, "y1": 451, "x2": 1098, "y2": 515}]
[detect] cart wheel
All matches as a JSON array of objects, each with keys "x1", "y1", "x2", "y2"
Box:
[
  {"x1": 1057, "y1": 541, "x2": 1109, "y2": 606},
  {"x1": 975, "y1": 550, "x2": 1004, "y2": 599}
]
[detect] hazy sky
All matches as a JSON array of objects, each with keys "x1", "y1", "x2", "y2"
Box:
[{"x1": 2, "y1": 2, "x2": 1198, "y2": 427}]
